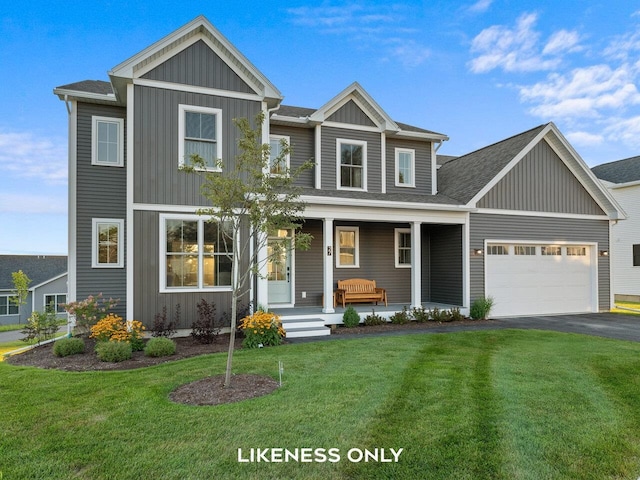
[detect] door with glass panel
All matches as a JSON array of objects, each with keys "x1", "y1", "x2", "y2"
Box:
[{"x1": 267, "y1": 230, "x2": 292, "y2": 304}]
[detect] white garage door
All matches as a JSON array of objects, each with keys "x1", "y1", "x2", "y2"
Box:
[{"x1": 485, "y1": 243, "x2": 595, "y2": 317}]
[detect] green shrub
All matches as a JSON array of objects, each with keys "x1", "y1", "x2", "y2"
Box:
[
  {"x1": 21, "y1": 310, "x2": 60, "y2": 344},
  {"x1": 53, "y1": 337, "x2": 85, "y2": 357},
  {"x1": 390, "y1": 306, "x2": 411, "y2": 324},
  {"x1": 411, "y1": 306, "x2": 430, "y2": 323},
  {"x1": 95, "y1": 341, "x2": 132, "y2": 362},
  {"x1": 144, "y1": 337, "x2": 176, "y2": 357},
  {"x1": 470, "y1": 296, "x2": 494, "y2": 320},
  {"x1": 342, "y1": 306, "x2": 360, "y2": 328},
  {"x1": 450, "y1": 307, "x2": 466, "y2": 322},
  {"x1": 364, "y1": 309, "x2": 385, "y2": 326}
]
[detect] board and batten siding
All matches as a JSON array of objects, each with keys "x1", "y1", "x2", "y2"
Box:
[
  {"x1": 269, "y1": 124, "x2": 315, "y2": 188},
  {"x1": 470, "y1": 213, "x2": 610, "y2": 310},
  {"x1": 608, "y1": 184, "x2": 640, "y2": 298},
  {"x1": 76, "y1": 103, "x2": 127, "y2": 317},
  {"x1": 142, "y1": 40, "x2": 254, "y2": 94},
  {"x1": 320, "y1": 127, "x2": 382, "y2": 193},
  {"x1": 386, "y1": 137, "x2": 433, "y2": 195},
  {"x1": 327, "y1": 100, "x2": 376, "y2": 127},
  {"x1": 478, "y1": 140, "x2": 605, "y2": 215},
  {"x1": 427, "y1": 225, "x2": 464, "y2": 305}
]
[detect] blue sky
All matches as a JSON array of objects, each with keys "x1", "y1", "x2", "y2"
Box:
[{"x1": 2, "y1": 0, "x2": 640, "y2": 255}]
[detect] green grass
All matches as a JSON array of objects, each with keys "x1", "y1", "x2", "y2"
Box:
[
  {"x1": 1, "y1": 330, "x2": 640, "y2": 479},
  {"x1": 0, "y1": 323, "x2": 25, "y2": 333}
]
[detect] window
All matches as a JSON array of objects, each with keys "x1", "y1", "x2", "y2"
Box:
[
  {"x1": 514, "y1": 245, "x2": 536, "y2": 255},
  {"x1": 541, "y1": 246, "x2": 561, "y2": 256},
  {"x1": 336, "y1": 226, "x2": 359, "y2": 268},
  {"x1": 269, "y1": 135, "x2": 290, "y2": 175},
  {"x1": 162, "y1": 216, "x2": 233, "y2": 291},
  {"x1": 633, "y1": 245, "x2": 640, "y2": 267},
  {"x1": 92, "y1": 116, "x2": 124, "y2": 166},
  {"x1": 45, "y1": 294, "x2": 67, "y2": 314},
  {"x1": 395, "y1": 148, "x2": 415, "y2": 187},
  {"x1": 337, "y1": 139, "x2": 366, "y2": 190},
  {"x1": 395, "y1": 228, "x2": 411, "y2": 267},
  {"x1": 487, "y1": 245, "x2": 508, "y2": 255},
  {"x1": 566, "y1": 246, "x2": 587, "y2": 256},
  {"x1": 0, "y1": 296, "x2": 19, "y2": 316},
  {"x1": 92, "y1": 219, "x2": 124, "y2": 268},
  {"x1": 178, "y1": 105, "x2": 222, "y2": 170}
]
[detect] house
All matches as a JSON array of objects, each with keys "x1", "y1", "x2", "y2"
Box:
[
  {"x1": 0, "y1": 255, "x2": 68, "y2": 325},
  {"x1": 592, "y1": 157, "x2": 640, "y2": 303},
  {"x1": 53, "y1": 15, "x2": 623, "y2": 333}
]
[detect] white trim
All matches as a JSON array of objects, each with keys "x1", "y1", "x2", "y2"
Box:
[
  {"x1": 53, "y1": 88, "x2": 117, "y2": 103},
  {"x1": 335, "y1": 226, "x2": 360, "y2": 268},
  {"x1": 395, "y1": 147, "x2": 415, "y2": 188},
  {"x1": 178, "y1": 104, "x2": 223, "y2": 171},
  {"x1": 301, "y1": 195, "x2": 474, "y2": 212},
  {"x1": 29, "y1": 272, "x2": 68, "y2": 291},
  {"x1": 323, "y1": 121, "x2": 381, "y2": 133},
  {"x1": 269, "y1": 134, "x2": 290, "y2": 176},
  {"x1": 336, "y1": 138, "x2": 367, "y2": 191},
  {"x1": 315, "y1": 125, "x2": 322, "y2": 189},
  {"x1": 91, "y1": 116, "x2": 124, "y2": 167},
  {"x1": 134, "y1": 78, "x2": 263, "y2": 102},
  {"x1": 462, "y1": 215, "x2": 470, "y2": 309},
  {"x1": 92, "y1": 218, "x2": 125, "y2": 268},
  {"x1": 431, "y1": 142, "x2": 438, "y2": 195},
  {"x1": 380, "y1": 133, "x2": 386, "y2": 194},
  {"x1": 323, "y1": 218, "x2": 335, "y2": 313},
  {"x1": 126, "y1": 83, "x2": 135, "y2": 321},
  {"x1": 394, "y1": 228, "x2": 411, "y2": 268},
  {"x1": 410, "y1": 222, "x2": 421, "y2": 308},
  {"x1": 475, "y1": 208, "x2": 610, "y2": 221},
  {"x1": 610, "y1": 179, "x2": 640, "y2": 189},
  {"x1": 304, "y1": 202, "x2": 469, "y2": 224},
  {"x1": 43, "y1": 293, "x2": 67, "y2": 314},
  {"x1": 68, "y1": 100, "x2": 77, "y2": 310}
]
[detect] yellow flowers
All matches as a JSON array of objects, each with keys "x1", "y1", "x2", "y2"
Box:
[
  {"x1": 90, "y1": 314, "x2": 145, "y2": 344},
  {"x1": 240, "y1": 311, "x2": 285, "y2": 348}
]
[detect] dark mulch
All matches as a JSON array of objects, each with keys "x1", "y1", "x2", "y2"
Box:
[
  {"x1": 170, "y1": 373, "x2": 280, "y2": 406},
  {"x1": 332, "y1": 318, "x2": 493, "y2": 335}
]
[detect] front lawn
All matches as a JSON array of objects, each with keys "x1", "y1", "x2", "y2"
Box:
[{"x1": 1, "y1": 330, "x2": 640, "y2": 479}]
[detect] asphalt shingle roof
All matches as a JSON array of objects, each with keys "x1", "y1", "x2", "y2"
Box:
[
  {"x1": 56, "y1": 80, "x2": 114, "y2": 95},
  {"x1": 0, "y1": 255, "x2": 67, "y2": 290},
  {"x1": 592, "y1": 156, "x2": 640, "y2": 184}
]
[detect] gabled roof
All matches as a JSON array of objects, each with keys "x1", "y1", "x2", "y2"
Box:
[
  {"x1": 592, "y1": 156, "x2": 640, "y2": 184},
  {"x1": 0, "y1": 255, "x2": 67, "y2": 291}
]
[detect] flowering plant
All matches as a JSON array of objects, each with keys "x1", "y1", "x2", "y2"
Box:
[
  {"x1": 63, "y1": 293, "x2": 118, "y2": 335},
  {"x1": 239, "y1": 311, "x2": 285, "y2": 348},
  {"x1": 90, "y1": 314, "x2": 145, "y2": 351}
]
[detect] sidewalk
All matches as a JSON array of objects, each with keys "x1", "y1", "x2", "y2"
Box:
[{"x1": 0, "y1": 326, "x2": 68, "y2": 344}]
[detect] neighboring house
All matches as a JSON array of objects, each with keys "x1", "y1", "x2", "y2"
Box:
[
  {"x1": 0, "y1": 255, "x2": 68, "y2": 325},
  {"x1": 53, "y1": 15, "x2": 623, "y2": 329},
  {"x1": 592, "y1": 157, "x2": 640, "y2": 302}
]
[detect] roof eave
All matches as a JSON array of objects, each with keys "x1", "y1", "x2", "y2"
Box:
[{"x1": 53, "y1": 87, "x2": 119, "y2": 104}]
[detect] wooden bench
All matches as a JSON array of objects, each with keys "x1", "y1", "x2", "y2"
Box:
[{"x1": 335, "y1": 278, "x2": 388, "y2": 308}]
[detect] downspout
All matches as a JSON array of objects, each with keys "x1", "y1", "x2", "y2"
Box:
[{"x1": 64, "y1": 94, "x2": 72, "y2": 115}]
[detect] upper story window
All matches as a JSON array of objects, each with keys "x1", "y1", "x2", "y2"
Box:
[
  {"x1": 336, "y1": 226, "x2": 359, "y2": 268},
  {"x1": 269, "y1": 135, "x2": 290, "y2": 175},
  {"x1": 395, "y1": 228, "x2": 411, "y2": 268},
  {"x1": 178, "y1": 105, "x2": 222, "y2": 171},
  {"x1": 92, "y1": 219, "x2": 124, "y2": 268},
  {"x1": 92, "y1": 116, "x2": 124, "y2": 167},
  {"x1": 0, "y1": 295, "x2": 19, "y2": 316},
  {"x1": 395, "y1": 148, "x2": 415, "y2": 187},
  {"x1": 337, "y1": 139, "x2": 367, "y2": 191}
]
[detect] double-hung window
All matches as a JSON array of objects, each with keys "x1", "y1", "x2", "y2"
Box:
[
  {"x1": 178, "y1": 105, "x2": 222, "y2": 170},
  {"x1": 395, "y1": 148, "x2": 415, "y2": 187},
  {"x1": 269, "y1": 135, "x2": 290, "y2": 175},
  {"x1": 337, "y1": 139, "x2": 366, "y2": 190},
  {"x1": 92, "y1": 219, "x2": 124, "y2": 268},
  {"x1": 336, "y1": 226, "x2": 359, "y2": 268},
  {"x1": 92, "y1": 116, "x2": 124, "y2": 167},
  {"x1": 161, "y1": 215, "x2": 233, "y2": 291},
  {"x1": 45, "y1": 294, "x2": 67, "y2": 314},
  {"x1": 0, "y1": 296, "x2": 19, "y2": 316},
  {"x1": 395, "y1": 228, "x2": 411, "y2": 268}
]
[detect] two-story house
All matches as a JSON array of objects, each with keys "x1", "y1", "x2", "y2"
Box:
[{"x1": 54, "y1": 16, "x2": 623, "y2": 334}]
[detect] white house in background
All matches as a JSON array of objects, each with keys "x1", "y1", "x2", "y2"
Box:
[{"x1": 593, "y1": 157, "x2": 640, "y2": 302}]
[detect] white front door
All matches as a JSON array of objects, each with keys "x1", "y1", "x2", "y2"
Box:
[{"x1": 267, "y1": 236, "x2": 292, "y2": 305}]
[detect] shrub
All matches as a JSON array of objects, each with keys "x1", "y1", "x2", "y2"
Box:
[
  {"x1": 390, "y1": 306, "x2": 411, "y2": 324},
  {"x1": 342, "y1": 306, "x2": 360, "y2": 328},
  {"x1": 450, "y1": 307, "x2": 466, "y2": 322},
  {"x1": 63, "y1": 293, "x2": 118, "y2": 335},
  {"x1": 240, "y1": 310, "x2": 285, "y2": 348},
  {"x1": 151, "y1": 304, "x2": 178, "y2": 338},
  {"x1": 191, "y1": 299, "x2": 220, "y2": 344},
  {"x1": 144, "y1": 337, "x2": 176, "y2": 357},
  {"x1": 364, "y1": 309, "x2": 385, "y2": 326},
  {"x1": 95, "y1": 341, "x2": 132, "y2": 362},
  {"x1": 411, "y1": 306, "x2": 430, "y2": 323},
  {"x1": 89, "y1": 314, "x2": 145, "y2": 350},
  {"x1": 21, "y1": 310, "x2": 60, "y2": 344},
  {"x1": 53, "y1": 337, "x2": 85, "y2": 357},
  {"x1": 470, "y1": 296, "x2": 494, "y2": 320}
]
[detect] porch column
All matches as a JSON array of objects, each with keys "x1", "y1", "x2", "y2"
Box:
[
  {"x1": 411, "y1": 221, "x2": 422, "y2": 309},
  {"x1": 323, "y1": 217, "x2": 335, "y2": 313},
  {"x1": 256, "y1": 230, "x2": 269, "y2": 309}
]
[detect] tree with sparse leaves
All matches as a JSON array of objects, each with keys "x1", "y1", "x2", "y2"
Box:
[
  {"x1": 10, "y1": 270, "x2": 31, "y2": 316},
  {"x1": 182, "y1": 111, "x2": 313, "y2": 387}
]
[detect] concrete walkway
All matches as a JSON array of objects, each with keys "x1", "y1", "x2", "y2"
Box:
[{"x1": 0, "y1": 326, "x2": 67, "y2": 344}]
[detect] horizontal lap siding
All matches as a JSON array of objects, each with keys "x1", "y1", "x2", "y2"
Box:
[
  {"x1": 386, "y1": 138, "x2": 433, "y2": 195},
  {"x1": 270, "y1": 125, "x2": 315, "y2": 188},
  {"x1": 76, "y1": 103, "x2": 127, "y2": 317},
  {"x1": 295, "y1": 220, "x2": 324, "y2": 306},
  {"x1": 470, "y1": 213, "x2": 610, "y2": 309},
  {"x1": 428, "y1": 225, "x2": 463, "y2": 305}
]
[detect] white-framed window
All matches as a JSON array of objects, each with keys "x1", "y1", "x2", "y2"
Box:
[
  {"x1": 541, "y1": 246, "x2": 562, "y2": 256},
  {"x1": 336, "y1": 226, "x2": 359, "y2": 268},
  {"x1": 487, "y1": 244, "x2": 509, "y2": 255},
  {"x1": 395, "y1": 228, "x2": 411, "y2": 268},
  {"x1": 269, "y1": 135, "x2": 290, "y2": 176},
  {"x1": 178, "y1": 104, "x2": 222, "y2": 171},
  {"x1": 92, "y1": 116, "x2": 124, "y2": 167},
  {"x1": 0, "y1": 295, "x2": 19, "y2": 316},
  {"x1": 337, "y1": 139, "x2": 367, "y2": 191},
  {"x1": 514, "y1": 245, "x2": 536, "y2": 256},
  {"x1": 92, "y1": 219, "x2": 124, "y2": 268},
  {"x1": 160, "y1": 215, "x2": 233, "y2": 292},
  {"x1": 395, "y1": 148, "x2": 415, "y2": 187},
  {"x1": 566, "y1": 246, "x2": 587, "y2": 256},
  {"x1": 45, "y1": 294, "x2": 67, "y2": 314}
]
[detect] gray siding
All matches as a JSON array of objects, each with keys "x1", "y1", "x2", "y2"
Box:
[
  {"x1": 34, "y1": 275, "x2": 68, "y2": 316},
  {"x1": 327, "y1": 100, "x2": 376, "y2": 127},
  {"x1": 470, "y1": 213, "x2": 610, "y2": 310},
  {"x1": 386, "y1": 137, "x2": 433, "y2": 195},
  {"x1": 143, "y1": 40, "x2": 254, "y2": 94},
  {"x1": 76, "y1": 103, "x2": 127, "y2": 317},
  {"x1": 427, "y1": 225, "x2": 463, "y2": 305},
  {"x1": 294, "y1": 220, "x2": 324, "y2": 306},
  {"x1": 270, "y1": 124, "x2": 315, "y2": 188},
  {"x1": 478, "y1": 140, "x2": 605, "y2": 215},
  {"x1": 133, "y1": 85, "x2": 261, "y2": 205},
  {"x1": 320, "y1": 127, "x2": 382, "y2": 193}
]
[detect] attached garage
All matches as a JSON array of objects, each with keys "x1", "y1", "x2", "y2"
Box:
[{"x1": 485, "y1": 242, "x2": 597, "y2": 317}]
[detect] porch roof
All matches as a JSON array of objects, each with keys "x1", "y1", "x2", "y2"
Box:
[{"x1": 299, "y1": 187, "x2": 464, "y2": 206}]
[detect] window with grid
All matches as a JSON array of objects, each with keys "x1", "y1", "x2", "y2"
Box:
[
  {"x1": 487, "y1": 245, "x2": 508, "y2": 255},
  {"x1": 514, "y1": 245, "x2": 536, "y2": 255},
  {"x1": 92, "y1": 219, "x2": 124, "y2": 268},
  {"x1": 336, "y1": 226, "x2": 359, "y2": 267},
  {"x1": 178, "y1": 105, "x2": 222, "y2": 170},
  {"x1": 396, "y1": 149, "x2": 415, "y2": 187},
  {"x1": 0, "y1": 296, "x2": 19, "y2": 316},
  {"x1": 269, "y1": 135, "x2": 290, "y2": 175},
  {"x1": 541, "y1": 246, "x2": 561, "y2": 256},
  {"x1": 395, "y1": 228, "x2": 411, "y2": 267},
  {"x1": 45, "y1": 294, "x2": 67, "y2": 313},
  {"x1": 338, "y1": 139, "x2": 366, "y2": 190},
  {"x1": 92, "y1": 116, "x2": 124, "y2": 166}
]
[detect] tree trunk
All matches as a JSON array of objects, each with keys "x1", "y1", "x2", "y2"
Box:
[{"x1": 224, "y1": 229, "x2": 241, "y2": 388}]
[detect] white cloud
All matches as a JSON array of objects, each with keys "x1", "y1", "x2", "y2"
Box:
[
  {"x1": 0, "y1": 192, "x2": 66, "y2": 214},
  {"x1": 467, "y1": 0, "x2": 493, "y2": 14},
  {"x1": 542, "y1": 30, "x2": 582, "y2": 55},
  {"x1": 565, "y1": 130, "x2": 604, "y2": 147},
  {"x1": 604, "y1": 116, "x2": 640, "y2": 147},
  {"x1": 0, "y1": 131, "x2": 67, "y2": 184},
  {"x1": 384, "y1": 39, "x2": 431, "y2": 68}
]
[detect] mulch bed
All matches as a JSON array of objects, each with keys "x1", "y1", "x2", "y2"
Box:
[
  {"x1": 332, "y1": 318, "x2": 493, "y2": 335},
  {"x1": 170, "y1": 373, "x2": 280, "y2": 406}
]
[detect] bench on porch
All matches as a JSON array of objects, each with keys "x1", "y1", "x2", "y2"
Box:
[{"x1": 335, "y1": 278, "x2": 388, "y2": 308}]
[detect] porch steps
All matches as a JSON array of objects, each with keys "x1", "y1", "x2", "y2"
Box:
[{"x1": 282, "y1": 317, "x2": 332, "y2": 339}]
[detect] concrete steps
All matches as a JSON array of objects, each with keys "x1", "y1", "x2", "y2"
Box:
[{"x1": 281, "y1": 317, "x2": 331, "y2": 338}]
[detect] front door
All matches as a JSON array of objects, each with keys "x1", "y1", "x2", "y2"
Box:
[{"x1": 267, "y1": 234, "x2": 292, "y2": 305}]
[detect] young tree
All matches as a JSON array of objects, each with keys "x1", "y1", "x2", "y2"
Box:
[
  {"x1": 10, "y1": 270, "x2": 31, "y2": 316},
  {"x1": 182, "y1": 111, "x2": 313, "y2": 387}
]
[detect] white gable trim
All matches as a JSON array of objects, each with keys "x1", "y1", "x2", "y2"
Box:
[{"x1": 29, "y1": 272, "x2": 68, "y2": 291}]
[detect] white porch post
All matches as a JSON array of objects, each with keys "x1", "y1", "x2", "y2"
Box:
[
  {"x1": 256, "y1": 230, "x2": 269, "y2": 309},
  {"x1": 411, "y1": 221, "x2": 422, "y2": 309},
  {"x1": 323, "y1": 217, "x2": 335, "y2": 313}
]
